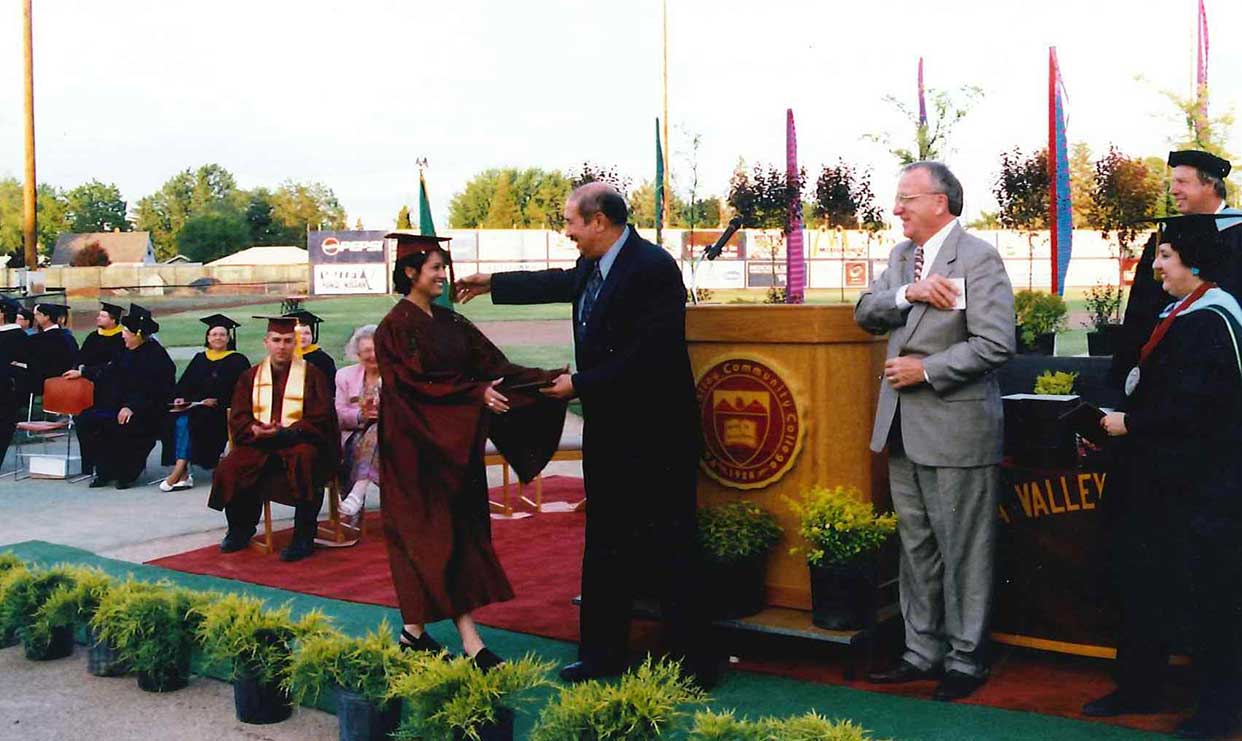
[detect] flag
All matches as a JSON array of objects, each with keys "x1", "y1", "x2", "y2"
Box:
[
  {"x1": 785, "y1": 108, "x2": 805, "y2": 304},
  {"x1": 1197, "y1": 0, "x2": 1209, "y2": 120},
  {"x1": 917, "y1": 57, "x2": 928, "y2": 127},
  {"x1": 1048, "y1": 47, "x2": 1073, "y2": 296},
  {"x1": 418, "y1": 171, "x2": 453, "y2": 308},
  {"x1": 654, "y1": 118, "x2": 664, "y2": 246}
]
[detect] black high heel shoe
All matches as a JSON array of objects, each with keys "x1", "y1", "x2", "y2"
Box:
[{"x1": 468, "y1": 647, "x2": 505, "y2": 673}]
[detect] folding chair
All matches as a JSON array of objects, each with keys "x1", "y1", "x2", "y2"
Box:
[{"x1": 11, "y1": 376, "x2": 94, "y2": 480}]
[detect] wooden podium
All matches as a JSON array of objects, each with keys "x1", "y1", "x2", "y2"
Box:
[{"x1": 687, "y1": 304, "x2": 889, "y2": 610}]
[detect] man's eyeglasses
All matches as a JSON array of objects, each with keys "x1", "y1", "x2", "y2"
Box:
[{"x1": 894, "y1": 192, "x2": 945, "y2": 205}]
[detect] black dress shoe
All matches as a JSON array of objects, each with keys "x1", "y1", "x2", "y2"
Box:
[
  {"x1": 1174, "y1": 710, "x2": 1240, "y2": 739},
  {"x1": 933, "y1": 670, "x2": 986, "y2": 701},
  {"x1": 399, "y1": 629, "x2": 445, "y2": 655},
  {"x1": 88, "y1": 476, "x2": 113, "y2": 488},
  {"x1": 867, "y1": 660, "x2": 940, "y2": 684},
  {"x1": 219, "y1": 530, "x2": 254, "y2": 553},
  {"x1": 469, "y1": 647, "x2": 505, "y2": 673},
  {"x1": 114, "y1": 479, "x2": 132, "y2": 490},
  {"x1": 559, "y1": 660, "x2": 624, "y2": 683},
  {"x1": 1081, "y1": 689, "x2": 1160, "y2": 717},
  {"x1": 278, "y1": 540, "x2": 314, "y2": 562}
]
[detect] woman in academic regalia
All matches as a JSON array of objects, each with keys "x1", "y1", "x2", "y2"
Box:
[
  {"x1": 66, "y1": 304, "x2": 175, "y2": 489},
  {"x1": 160, "y1": 314, "x2": 251, "y2": 491},
  {"x1": 1085, "y1": 214, "x2": 1242, "y2": 739},
  {"x1": 375, "y1": 232, "x2": 566, "y2": 670},
  {"x1": 286, "y1": 310, "x2": 337, "y2": 383}
]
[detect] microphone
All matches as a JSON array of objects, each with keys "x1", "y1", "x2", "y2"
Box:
[{"x1": 704, "y1": 216, "x2": 743, "y2": 261}]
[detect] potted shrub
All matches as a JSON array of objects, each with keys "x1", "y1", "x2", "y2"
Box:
[
  {"x1": 391, "y1": 652, "x2": 553, "y2": 741},
  {"x1": 697, "y1": 501, "x2": 783, "y2": 619},
  {"x1": 0, "y1": 557, "x2": 31, "y2": 648},
  {"x1": 530, "y1": 657, "x2": 705, "y2": 741},
  {"x1": 1014, "y1": 289, "x2": 1067, "y2": 355},
  {"x1": 195, "y1": 594, "x2": 334, "y2": 725},
  {"x1": 1082, "y1": 282, "x2": 1124, "y2": 356},
  {"x1": 285, "y1": 622, "x2": 415, "y2": 741},
  {"x1": 92, "y1": 580, "x2": 199, "y2": 692},
  {"x1": 1033, "y1": 370, "x2": 1077, "y2": 396},
  {"x1": 31, "y1": 566, "x2": 113, "y2": 665},
  {"x1": 787, "y1": 486, "x2": 897, "y2": 631},
  {"x1": 689, "y1": 709, "x2": 875, "y2": 740},
  {"x1": 0, "y1": 565, "x2": 80, "y2": 660}
]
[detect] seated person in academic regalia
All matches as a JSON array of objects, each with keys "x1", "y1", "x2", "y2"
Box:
[
  {"x1": 284, "y1": 310, "x2": 337, "y2": 383},
  {"x1": 76, "y1": 302, "x2": 126, "y2": 370},
  {"x1": 16, "y1": 308, "x2": 34, "y2": 336},
  {"x1": 160, "y1": 314, "x2": 251, "y2": 492},
  {"x1": 208, "y1": 316, "x2": 339, "y2": 562},
  {"x1": 0, "y1": 299, "x2": 30, "y2": 464},
  {"x1": 65, "y1": 304, "x2": 175, "y2": 489},
  {"x1": 30, "y1": 303, "x2": 78, "y2": 381}
]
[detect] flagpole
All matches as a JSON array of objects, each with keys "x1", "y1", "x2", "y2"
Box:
[
  {"x1": 22, "y1": 0, "x2": 37, "y2": 270},
  {"x1": 1048, "y1": 48, "x2": 1058, "y2": 295},
  {"x1": 661, "y1": 0, "x2": 670, "y2": 243}
]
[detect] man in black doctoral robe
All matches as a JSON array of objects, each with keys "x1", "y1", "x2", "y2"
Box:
[
  {"x1": 0, "y1": 299, "x2": 30, "y2": 465},
  {"x1": 66, "y1": 304, "x2": 175, "y2": 489},
  {"x1": 76, "y1": 302, "x2": 126, "y2": 370},
  {"x1": 29, "y1": 303, "x2": 78, "y2": 383}
]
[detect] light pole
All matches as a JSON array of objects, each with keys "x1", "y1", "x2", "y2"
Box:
[{"x1": 22, "y1": 0, "x2": 38, "y2": 269}]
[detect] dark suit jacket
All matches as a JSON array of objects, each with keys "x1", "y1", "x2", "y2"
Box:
[{"x1": 491, "y1": 227, "x2": 700, "y2": 506}]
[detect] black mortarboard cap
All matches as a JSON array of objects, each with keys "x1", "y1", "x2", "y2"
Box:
[
  {"x1": 200, "y1": 313, "x2": 240, "y2": 331},
  {"x1": 121, "y1": 303, "x2": 160, "y2": 336},
  {"x1": 99, "y1": 302, "x2": 125, "y2": 320},
  {"x1": 1147, "y1": 214, "x2": 1232, "y2": 274},
  {"x1": 1168, "y1": 150, "x2": 1232, "y2": 179},
  {"x1": 283, "y1": 309, "x2": 323, "y2": 342}
]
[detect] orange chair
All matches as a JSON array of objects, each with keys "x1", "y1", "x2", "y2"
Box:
[{"x1": 11, "y1": 376, "x2": 94, "y2": 480}]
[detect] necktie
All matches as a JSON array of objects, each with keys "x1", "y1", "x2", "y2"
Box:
[
  {"x1": 580, "y1": 264, "x2": 604, "y2": 329},
  {"x1": 912, "y1": 244, "x2": 924, "y2": 283}
]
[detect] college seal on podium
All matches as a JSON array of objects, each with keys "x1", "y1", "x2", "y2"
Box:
[{"x1": 695, "y1": 357, "x2": 805, "y2": 490}]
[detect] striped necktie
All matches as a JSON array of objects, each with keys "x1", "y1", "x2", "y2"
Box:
[
  {"x1": 580, "y1": 264, "x2": 605, "y2": 328},
  {"x1": 912, "y1": 244, "x2": 924, "y2": 283}
]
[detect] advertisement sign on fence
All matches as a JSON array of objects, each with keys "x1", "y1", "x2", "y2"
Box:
[{"x1": 308, "y1": 230, "x2": 389, "y2": 295}]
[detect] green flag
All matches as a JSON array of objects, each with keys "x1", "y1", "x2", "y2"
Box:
[
  {"x1": 654, "y1": 118, "x2": 664, "y2": 246},
  {"x1": 419, "y1": 173, "x2": 453, "y2": 308}
]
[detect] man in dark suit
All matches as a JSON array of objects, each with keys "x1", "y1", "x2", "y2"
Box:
[{"x1": 455, "y1": 182, "x2": 712, "y2": 686}]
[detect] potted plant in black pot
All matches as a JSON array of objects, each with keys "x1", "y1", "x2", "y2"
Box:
[
  {"x1": 787, "y1": 486, "x2": 897, "y2": 631},
  {"x1": 0, "y1": 558, "x2": 32, "y2": 649},
  {"x1": 689, "y1": 708, "x2": 875, "y2": 740},
  {"x1": 530, "y1": 657, "x2": 705, "y2": 741},
  {"x1": 697, "y1": 501, "x2": 783, "y2": 619},
  {"x1": 1014, "y1": 290, "x2": 1068, "y2": 355},
  {"x1": 0, "y1": 565, "x2": 80, "y2": 661},
  {"x1": 195, "y1": 594, "x2": 334, "y2": 725},
  {"x1": 31, "y1": 566, "x2": 113, "y2": 665},
  {"x1": 285, "y1": 622, "x2": 415, "y2": 741},
  {"x1": 390, "y1": 652, "x2": 553, "y2": 741},
  {"x1": 91, "y1": 581, "x2": 202, "y2": 693},
  {"x1": 1082, "y1": 282, "x2": 1123, "y2": 356}
]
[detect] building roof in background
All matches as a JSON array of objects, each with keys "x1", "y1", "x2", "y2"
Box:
[
  {"x1": 206, "y1": 246, "x2": 307, "y2": 266},
  {"x1": 50, "y1": 232, "x2": 155, "y2": 265}
]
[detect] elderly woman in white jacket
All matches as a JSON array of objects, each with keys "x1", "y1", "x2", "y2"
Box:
[{"x1": 335, "y1": 324, "x2": 381, "y2": 519}]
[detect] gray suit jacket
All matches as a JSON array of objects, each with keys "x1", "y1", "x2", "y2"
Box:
[{"x1": 855, "y1": 223, "x2": 1015, "y2": 467}]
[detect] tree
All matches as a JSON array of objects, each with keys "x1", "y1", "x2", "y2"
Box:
[
  {"x1": 65, "y1": 180, "x2": 129, "y2": 233},
  {"x1": 811, "y1": 161, "x2": 886, "y2": 232},
  {"x1": 396, "y1": 205, "x2": 412, "y2": 229},
  {"x1": 1069, "y1": 142, "x2": 1098, "y2": 228},
  {"x1": 176, "y1": 210, "x2": 251, "y2": 263},
  {"x1": 993, "y1": 148, "x2": 1050, "y2": 291},
  {"x1": 447, "y1": 168, "x2": 572, "y2": 229},
  {"x1": 869, "y1": 85, "x2": 984, "y2": 165},
  {"x1": 0, "y1": 178, "x2": 69, "y2": 261},
  {"x1": 1090, "y1": 146, "x2": 1163, "y2": 292},
  {"x1": 628, "y1": 180, "x2": 687, "y2": 228},
  {"x1": 270, "y1": 180, "x2": 347, "y2": 233},
  {"x1": 70, "y1": 240, "x2": 111, "y2": 267},
  {"x1": 242, "y1": 188, "x2": 296, "y2": 246},
  {"x1": 568, "y1": 162, "x2": 631, "y2": 197},
  {"x1": 682, "y1": 197, "x2": 721, "y2": 230},
  {"x1": 482, "y1": 172, "x2": 522, "y2": 228},
  {"x1": 135, "y1": 164, "x2": 243, "y2": 259},
  {"x1": 1149, "y1": 81, "x2": 1238, "y2": 205}
]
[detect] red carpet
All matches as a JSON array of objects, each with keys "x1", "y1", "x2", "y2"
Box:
[{"x1": 149, "y1": 475, "x2": 1188, "y2": 735}]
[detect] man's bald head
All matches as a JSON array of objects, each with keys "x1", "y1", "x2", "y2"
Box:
[
  {"x1": 563, "y1": 182, "x2": 629, "y2": 259},
  {"x1": 569, "y1": 182, "x2": 628, "y2": 226}
]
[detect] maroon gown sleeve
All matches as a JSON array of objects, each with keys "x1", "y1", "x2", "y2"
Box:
[{"x1": 227, "y1": 366, "x2": 259, "y2": 447}]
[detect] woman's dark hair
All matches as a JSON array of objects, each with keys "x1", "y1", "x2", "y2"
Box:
[
  {"x1": 1167, "y1": 229, "x2": 1225, "y2": 282},
  {"x1": 203, "y1": 326, "x2": 237, "y2": 351},
  {"x1": 392, "y1": 246, "x2": 451, "y2": 296}
]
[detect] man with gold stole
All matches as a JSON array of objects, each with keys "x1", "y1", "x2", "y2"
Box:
[{"x1": 208, "y1": 316, "x2": 339, "y2": 562}]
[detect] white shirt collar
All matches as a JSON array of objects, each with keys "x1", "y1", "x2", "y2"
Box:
[
  {"x1": 598, "y1": 226, "x2": 629, "y2": 280},
  {"x1": 916, "y1": 219, "x2": 958, "y2": 272},
  {"x1": 0, "y1": 324, "x2": 19, "y2": 332},
  {"x1": 1216, "y1": 200, "x2": 1226, "y2": 214}
]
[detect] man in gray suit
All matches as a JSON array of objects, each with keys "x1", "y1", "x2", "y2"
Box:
[{"x1": 855, "y1": 162, "x2": 1015, "y2": 701}]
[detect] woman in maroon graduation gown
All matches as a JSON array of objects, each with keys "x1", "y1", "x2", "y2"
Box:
[{"x1": 375, "y1": 233, "x2": 565, "y2": 670}]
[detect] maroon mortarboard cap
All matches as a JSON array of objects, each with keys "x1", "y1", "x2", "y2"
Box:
[
  {"x1": 253, "y1": 315, "x2": 297, "y2": 334},
  {"x1": 386, "y1": 232, "x2": 452, "y2": 261},
  {"x1": 1168, "y1": 150, "x2": 1232, "y2": 179}
]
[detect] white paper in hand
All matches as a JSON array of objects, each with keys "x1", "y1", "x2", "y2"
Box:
[{"x1": 949, "y1": 277, "x2": 966, "y2": 310}]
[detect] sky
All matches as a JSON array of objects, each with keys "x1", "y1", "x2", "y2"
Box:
[{"x1": 0, "y1": 0, "x2": 1238, "y2": 231}]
